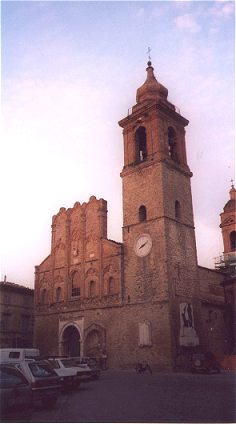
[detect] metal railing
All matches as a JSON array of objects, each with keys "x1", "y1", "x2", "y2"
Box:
[{"x1": 214, "y1": 252, "x2": 236, "y2": 277}]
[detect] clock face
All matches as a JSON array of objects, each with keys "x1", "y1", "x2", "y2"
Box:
[{"x1": 134, "y1": 234, "x2": 152, "y2": 257}]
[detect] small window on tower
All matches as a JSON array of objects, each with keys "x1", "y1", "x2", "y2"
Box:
[
  {"x1": 168, "y1": 127, "x2": 179, "y2": 163},
  {"x1": 139, "y1": 205, "x2": 147, "y2": 222},
  {"x1": 230, "y1": 231, "x2": 236, "y2": 250},
  {"x1": 175, "y1": 200, "x2": 181, "y2": 219},
  {"x1": 135, "y1": 126, "x2": 147, "y2": 163}
]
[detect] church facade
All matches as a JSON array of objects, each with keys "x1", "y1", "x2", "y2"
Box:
[{"x1": 34, "y1": 61, "x2": 228, "y2": 370}]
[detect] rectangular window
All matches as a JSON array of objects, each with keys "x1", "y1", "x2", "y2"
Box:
[
  {"x1": 9, "y1": 351, "x2": 20, "y2": 359},
  {"x1": 21, "y1": 315, "x2": 30, "y2": 332},
  {"x1": 4, "y1": 294, "x2": 11, "y2": 304},
  {"x1": 22, "y1": 295, "x2": 30, "y2": 306},
  {"x1": 1, "y1": 313, "x2": 11, "y2": 331},
  {"x1": 72, "y1": 287, "x2": 80, "y2": 297}
]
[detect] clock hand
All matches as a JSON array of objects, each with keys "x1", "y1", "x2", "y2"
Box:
[{"x1": 139, "y1": 241, "x2": 147, "y2": 249}]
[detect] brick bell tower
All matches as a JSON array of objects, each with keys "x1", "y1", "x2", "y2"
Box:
[
  {"x1": 218, "y1": 182, "x2": 236, "y2": 351},
  {"x1": 119, "y1": 60, "x2": 200, "y2": 358}
]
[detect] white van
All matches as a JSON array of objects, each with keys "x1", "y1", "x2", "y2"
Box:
[{"x1": 0, "y1": 348, "x2": 40, "y2": 362}]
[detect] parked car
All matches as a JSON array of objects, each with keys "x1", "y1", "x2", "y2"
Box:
[
  {"x1": 191, "y1": 352, "x2": 221, "y2": 374},
  {"x1": 46, "y1": 357, "x2": 92, "y2": 389},
  {"x1": 0, "y1": 364, "x2": 32, "y2": 422},
  {"x1": 4, "y1": 360, "x2": 61, "y2": 407},
  {"x1": 0, "y1": 348, "x2": 40, "y2": 362},
  {"x1": 72, "y1": 356, "x2": 101, "y2": 380}
]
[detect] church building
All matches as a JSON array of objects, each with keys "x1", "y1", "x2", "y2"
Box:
[
  {"x1": 215, "y1": 183, "x2": 236, "y2": 353},
  {"x1": 34, "y1": 61, "x2": 228, "y2": 370}
]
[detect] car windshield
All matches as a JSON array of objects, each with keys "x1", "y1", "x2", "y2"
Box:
[
  {"x1": 61, "y1": 359, "x2": 78, "y2": 368},
  {"x1": 29, "y1": 362, "x2": 56, "y2": 377},
  {"x1": 74, "y1": 358, "x2": 86, "y2": 365},
  {"x1": 48, "y1": 359, "x2": 60, "y2": 369},
  {"x1": 0, "y1": 367, "x2": 28, "y2": 388}
]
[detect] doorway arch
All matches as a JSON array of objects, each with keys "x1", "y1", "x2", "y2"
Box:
[
  {"x1": 84, "y1": 323, "x2": 106, "y2": 357},
  {"x1": 60, "y1": 324, "x2": 81, "y2": 357}
]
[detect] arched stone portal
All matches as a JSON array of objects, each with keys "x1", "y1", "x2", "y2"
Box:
[
  {"x1": 84, "y1": 323, "x2": 106, "y2": 358},
  {"x1": 61, "y1": 325, "x2": 81, "y2": 357}
]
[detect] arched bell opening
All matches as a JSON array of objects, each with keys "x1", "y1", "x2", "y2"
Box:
[
  {"x1": 168, "y1": 127, "x2": 179, "y2": 163},
  {"x1": 135, "y1": 126, "x2": 147, "y2": 163},
  {"x1": 139, "y1": 205, "x2": 147, "y2": 222},
  {"x1": 230, "y1": 231, "x2": 236, "y2": 251}
]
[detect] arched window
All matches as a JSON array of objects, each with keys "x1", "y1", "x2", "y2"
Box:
[
  {"x1": 56, "y1": 287, "x2": 62, "y2": 302},
  {"x1": 135, "y1": 127, "x2": 147, "y2": 163},
  {"x1": 71, "y1": 271, "x2": 80, "y2": 297},
  {"x1": 175, "y1": 200, "x2": 181, "y2": 219},
  {"x1": 230, "y1": 231, "x2": 236, "y2": 250},
  {"x1": 168, "y1": 127, "x2": 179, "y2": 162},
  {"x1": 89, "y1": 280, "x2": 96, "y2": 297},
  {"x1": 139, "y1": 205, "x2": 147, "y2": 222},
  {"x1": 108, "y1": 277, "x2": 115, "y2": 295}
]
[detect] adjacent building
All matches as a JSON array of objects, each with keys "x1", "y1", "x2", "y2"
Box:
[
  {"x1": 0, "y1": 278, "x2": 34, "y2": 348},
  {"x1": 34, "y1": 61, "x2": 228, "y2": 370},
  {"x1": 215, "y1": 183, "x2": 236, "y2": 353}
]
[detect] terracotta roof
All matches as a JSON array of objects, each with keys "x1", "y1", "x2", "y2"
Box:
[
  {"x1": 224, "y1": 199, "x2": 236, "y2": 213},
  {"x1": 0, "y1": 281, "x2": 33, "y2": 292},
  {"x1": 136, "y1": 61, "x2": 168, "y2": 104}
]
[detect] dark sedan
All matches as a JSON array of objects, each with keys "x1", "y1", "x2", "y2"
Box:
[{"x1": 0, "y1": 365, "x2": 32, "y2": 422}]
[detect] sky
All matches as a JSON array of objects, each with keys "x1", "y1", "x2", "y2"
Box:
[{"x1": 1, "y1": 0, "x2": 235, "y2": 289}]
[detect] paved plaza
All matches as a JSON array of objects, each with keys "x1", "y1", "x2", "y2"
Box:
[{"x1": 31, "y1": 369, "x2": 236, "y2": 423}]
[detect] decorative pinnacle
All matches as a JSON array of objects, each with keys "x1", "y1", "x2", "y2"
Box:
[{"x1": 231, "y1": 178, "x2": 234, "y2": 189}]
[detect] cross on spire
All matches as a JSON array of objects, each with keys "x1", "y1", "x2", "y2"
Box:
[{"x1": 146, "y1": 46, "x2": 152, "y2": 62}]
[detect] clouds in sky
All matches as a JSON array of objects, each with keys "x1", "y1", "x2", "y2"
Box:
[
  {"x1": 175, "y1": 13, "x2": 201, "y2": 32},
  {"x1": 1, "y1": 1, "x2": 235, "y2": 287},
  {"x1": 209, "y1": 1, "x2": 235, "y2": 18}
]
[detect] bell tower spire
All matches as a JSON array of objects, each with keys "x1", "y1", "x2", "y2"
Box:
[
  {"x1": 119, "y1": 58, "x2": 200, "y2": 350},
  {"x1": 119, "y1": 59, "x2": 190, "y2": 173}
]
